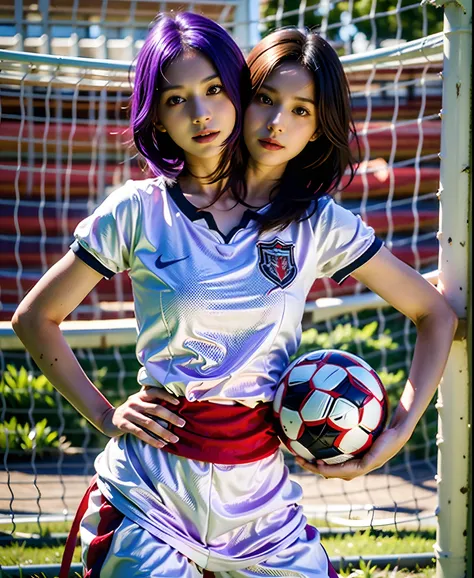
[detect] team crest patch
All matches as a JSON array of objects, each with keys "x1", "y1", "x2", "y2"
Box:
[{"x1": 258, "y1": 239, "x2": 297, "y2": 289}]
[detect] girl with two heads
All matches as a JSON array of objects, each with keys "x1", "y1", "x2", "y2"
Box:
[{"x1": 13, "y1": 11, "x2": 457, "y2": 578}]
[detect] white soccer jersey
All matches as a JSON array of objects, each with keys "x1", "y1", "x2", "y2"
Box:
[{"x1": 72, "y1": 177, "x2": 382, "y2": 408}]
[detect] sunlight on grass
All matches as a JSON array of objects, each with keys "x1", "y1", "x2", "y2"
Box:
[
  {"x1": 321, "y1": 529, "x2": 436, "y2": 557},
  {"x1": 1, "y1": 521, "x2": 73, "y2": 537},
  {"x1": 0, "y1": 526, "x2": 436, "y2": 577}
]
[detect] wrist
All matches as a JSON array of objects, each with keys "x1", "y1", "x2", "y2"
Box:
[
  {"x1": 389, "y1": 407, "x2": 417, "y2": 440},
  {"x1": 95, "y1": 404, "x2": 116, "y2": 436}
]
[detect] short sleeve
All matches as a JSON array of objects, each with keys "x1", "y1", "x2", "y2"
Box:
[
  {"x1": 70, "y1": 181, "x2": 141, "y2": 279},
  {"x1": 313, "y1": 196, "x2": 383, "y2": 284}
]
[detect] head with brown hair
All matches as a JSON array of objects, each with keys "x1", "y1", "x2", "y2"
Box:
[{"x1": 243, "y1": 27, "x2": 358, "y2": 232}]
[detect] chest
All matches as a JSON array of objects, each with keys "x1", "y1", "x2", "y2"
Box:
[
  {"x1": 134, "y1": 185, "x2": 319, "y2": 302},
  {"x1": 134, "y1": 217, "x2": 317, "y2": 306}
]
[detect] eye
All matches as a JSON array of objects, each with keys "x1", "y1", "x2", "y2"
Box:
[
  {"x1": 166, "y1": 95, "x2": 185, "y2": 106},
  {"x1": 257, "y1": 93, "x2": 273, "y2": 106},
  {"x1": 293, "y1": 106, "x2": 310, "y2": 117},
  {"x1": 207, "y1": 84, "x2": 223, "y2": 95}
]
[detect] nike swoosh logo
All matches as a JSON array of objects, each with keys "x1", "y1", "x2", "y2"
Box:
[{"x1": 155, "y1": 255, "x2": 189, "y2": 269}]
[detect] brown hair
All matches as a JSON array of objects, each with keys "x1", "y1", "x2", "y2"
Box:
[{"x1": 246, "y1": 28, "x2": 359, "y2": 232}]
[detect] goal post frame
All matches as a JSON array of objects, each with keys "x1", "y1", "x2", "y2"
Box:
[{"x1": 434, "y1": 1, "x2": 472, "y2": 577}]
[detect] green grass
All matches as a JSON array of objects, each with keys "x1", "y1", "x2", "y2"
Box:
[
  {"x1": 0, "y1": 542, "x2": 82, "y2": 566},
  {"x1": 0, "y1": 524, "x2": 436, "y2": 577},
  {"x1": 321, "y1": 528, "x2": 436, "y2": 557},
  {"x1": 337, "y1": 564, "x2": 435, "y2": 577},
  {"x1": 0, "y1": 521, "x2": 72, "y2": 537}
]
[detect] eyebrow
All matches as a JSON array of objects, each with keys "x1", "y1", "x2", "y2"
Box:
[
  {"x1": 261, "y1": 83, "x2": 315, "y2": 106},
  {"x1": 161, "y1": 74, "x2": 220, "y2": 94}
]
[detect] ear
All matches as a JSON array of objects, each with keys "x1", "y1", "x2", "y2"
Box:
[
  {"x1": 309, "y1": 129, "x2": 320, "y2": 142},
  {"x1": 154, "y1": 121, "x2": 167, "y2": 133}
]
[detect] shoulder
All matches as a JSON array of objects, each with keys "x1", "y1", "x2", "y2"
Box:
[
  {"x1": 308, "y1": 194, "x2": 343, "y2": 229},
  {"x1": 315, "y1": 194, "x2": 333, "y2": 213},
  {"x1": 310, "y1": 194, "x2": 362, "y2": 232},
  {"x1": 131, "y1": 176, "x2": 171, "y2": 196},
  {"x1": 101, "y1": 177, "x2": 171, "y2": 213},
  {"x1": 130, "y1": 176, "x2": 178, "y2": 207},
  {"x1": 120, "y1": 176, "x2": 165, "y2": 201}
]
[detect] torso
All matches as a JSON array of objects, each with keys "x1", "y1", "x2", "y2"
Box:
[
  {"x1": 73, "y1": 177, "x2": 380, "y2": 408},
  {"x1": 129, "y1": 178, "x2": 317, "y2": 406}
]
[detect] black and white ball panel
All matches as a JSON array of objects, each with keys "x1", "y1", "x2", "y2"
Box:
[{"x1": 273, "y1": 349, "x2": 388, "y2": 463}]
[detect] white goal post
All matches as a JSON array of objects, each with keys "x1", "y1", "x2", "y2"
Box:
[{"x1": 433, "y1": 1, "x2": 472, "y2": 578}]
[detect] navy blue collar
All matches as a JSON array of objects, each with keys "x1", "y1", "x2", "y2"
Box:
[{"x1": 168, "y1": 182, "x2": 266, "y2": 244}]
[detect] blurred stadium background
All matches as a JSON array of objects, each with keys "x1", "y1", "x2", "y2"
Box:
[{"x1": 0, "y1": 0, "x2": 470, "y2": 576}]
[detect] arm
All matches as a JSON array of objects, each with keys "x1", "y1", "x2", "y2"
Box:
[
  {"x1": 297, "y1": 246, "x2": 458, "y2": 480},
  {"x1": 11, "y1": 251, "x2": 184, "y2": 447}
]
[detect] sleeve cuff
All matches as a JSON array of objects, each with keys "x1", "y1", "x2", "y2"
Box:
[
  {"x1": 71, "y1": 240, "x2": 116, "y2": 279},
  {"x1": 331, "y1": 237, "x2": 384, "y2": 285}
]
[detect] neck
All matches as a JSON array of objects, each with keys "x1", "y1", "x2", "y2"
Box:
[
  {"x1": 180, "y1": 153, "x2": 224, "y2": 202},
  {"x1": 245, "y1": 158, "x2": 288, "y2": 201}
]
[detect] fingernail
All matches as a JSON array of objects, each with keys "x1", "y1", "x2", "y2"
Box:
[
  {"x1": 170, "y1": 435, "x2": 179, "y2": 443},
  {"x1": 171, "y1": 398, "x2": 180, "y2": 405},
  {"x1": 177, "y1": 419, "x2": 186, "y2": 427}
]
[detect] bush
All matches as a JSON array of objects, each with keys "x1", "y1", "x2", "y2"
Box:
[
  {"x1": 0, "y1": 416, "x2": 70, "y2": 455},
  {"x1": 0, "y1": 364, "x2": 107, "y2": 455}
]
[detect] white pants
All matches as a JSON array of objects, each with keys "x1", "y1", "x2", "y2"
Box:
[{"x1": 80, "y1": 434, "x2": 338, "y2": 577}]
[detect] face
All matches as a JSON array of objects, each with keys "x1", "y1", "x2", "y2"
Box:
[
  {"x1": 243, "y1": 62, "x2": 318, "y2": 171},
  {"x1": 155, "y1": 50, "x2": 236, "y2": 164}
]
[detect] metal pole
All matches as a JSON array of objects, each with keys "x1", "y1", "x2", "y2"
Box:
[
  {"x1": 233, "y1": 0, "x2": 261, "y2": 53},
  {"x1": 435, "y1": 0, "x2": 472, "y2": 577},
  {"x1": 14, "y1": 0, "x2": 24, "y2": 50}
]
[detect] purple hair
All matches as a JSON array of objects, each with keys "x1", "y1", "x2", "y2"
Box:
[{"x1": 131, "y1": 12, "x2": 250, "y2": 183}]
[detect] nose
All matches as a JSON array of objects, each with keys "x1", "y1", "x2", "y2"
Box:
[
  {"x1": 191, "y1": 98, "x2": 212, "y2": 125},
  {"x1": 267, "y1": 111, "x2": 285, "y2": 134}
]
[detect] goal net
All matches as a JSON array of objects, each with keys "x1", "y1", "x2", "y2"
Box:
[{"x1": 0, "y1": 0, "x2": 444, "y2": 538}]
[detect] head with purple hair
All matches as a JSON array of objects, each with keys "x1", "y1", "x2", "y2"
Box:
[{"x1": 131, "y1": 12, "x2": 250, "y2": 188}]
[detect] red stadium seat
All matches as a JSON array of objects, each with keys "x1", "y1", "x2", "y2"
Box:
[{"x1": 0, "y1": 87, "x2": 442, "y2": 321}]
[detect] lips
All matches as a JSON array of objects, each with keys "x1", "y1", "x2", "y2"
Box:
[
  {"x1": 258, "y1": 138, "x2": 284, "y2": 151},
  {"x1": 192, "y1": 130, "x2": 220, "y2": 144}
]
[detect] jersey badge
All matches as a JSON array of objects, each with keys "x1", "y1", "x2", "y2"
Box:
[{"x1": 257, "y1": 239, "x2": 297, "y2": 289}]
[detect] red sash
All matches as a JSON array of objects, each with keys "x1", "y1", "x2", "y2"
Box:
[
  {"x1": 158, "y1": 398, "x2": 280, "y2": 464},
  {"x1": 59, "y1": 474, "x2": 98, "y2": 578}
]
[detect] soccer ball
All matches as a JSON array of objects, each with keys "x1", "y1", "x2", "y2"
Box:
[{"x1": 273, "y1": 349, "x2": 389, "y2": 464}]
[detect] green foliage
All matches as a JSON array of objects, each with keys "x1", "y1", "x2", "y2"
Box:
[
  {"x1": 1, "y1": 366, "x2": 56, "y2": 410},
  {"x1": 0, "y1": 368, "x2": 57, "y2": 456},
  {"x1": 297, "y1": 321, "x2": 398, "y2": 360},
  {"x1": 0, "y1": 365, "x2": 105, "y2": 455},
  {"x1": 0, "y1": 521, "x2": 72, "y2": 537},
  {"x1": 0, "y1": 416, "x2": 70, "y2": 455},
  {"x1": 260, "y1": 0, "x2": 443, "y2": 44},
  {"x1": 338, "y1": 567, "x2": 436, "y2": 578},
  {"x1": 322, "y1": 528, "x2": 436, "y2": 557},
  {"x1": 353, "y1": 559, "x2": 379, "y2": 577}
]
